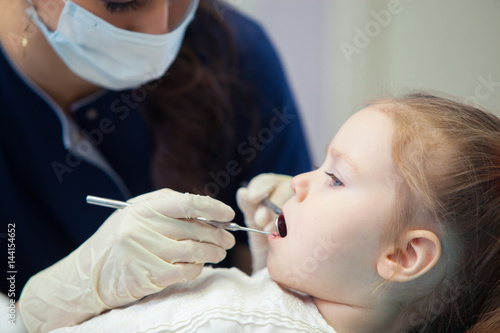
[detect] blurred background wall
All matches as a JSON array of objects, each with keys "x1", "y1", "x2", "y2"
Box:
[{"x1": 221, "y1": 0, "x2": 500, "y2": 165}]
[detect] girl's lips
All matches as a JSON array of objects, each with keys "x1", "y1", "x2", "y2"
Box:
[{"x1": 268, "y1": 233, "x2": 280, "y2": 240}]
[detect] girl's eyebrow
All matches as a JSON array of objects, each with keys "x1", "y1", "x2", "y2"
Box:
[{"x1": 327, "y1": 145, "x2": 359, "y2": 174}]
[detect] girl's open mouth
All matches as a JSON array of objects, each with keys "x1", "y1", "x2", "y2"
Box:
[{"x1": 275, "y1": 214, "x2": 287, "y2": 238}]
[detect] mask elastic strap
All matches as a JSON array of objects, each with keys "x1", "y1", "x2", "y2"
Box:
[{"x1": 26, "y1": 0, "x2": 69, "y2": 12}]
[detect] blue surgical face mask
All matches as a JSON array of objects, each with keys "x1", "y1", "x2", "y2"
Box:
[{"x1": 26, "y1": 0, "x2": 199, "y2": 91}]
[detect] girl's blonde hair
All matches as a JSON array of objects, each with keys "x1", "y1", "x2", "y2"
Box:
[{"x1": 371, "y1": 93, "x2": 500, "y2": 332}]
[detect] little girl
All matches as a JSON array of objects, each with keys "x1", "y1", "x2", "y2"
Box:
[{"x1": 51, "y1": 93, "x2": 500, "y2": 332}]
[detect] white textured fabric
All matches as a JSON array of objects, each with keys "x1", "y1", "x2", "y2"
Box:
[{"x1": 51, "y1": 267, "x2": 335, "y2": 333}]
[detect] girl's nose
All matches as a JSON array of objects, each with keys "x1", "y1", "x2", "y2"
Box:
[{"x1": 291, "y1": 171, "x2": 313, "y2": 202}]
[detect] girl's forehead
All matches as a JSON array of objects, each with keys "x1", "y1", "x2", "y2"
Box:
[
  {"x1": 327, "y1": 108, "x2": 395, "y2": 174},
  {"x1": 332, "y1": 108, "x2": 393, "y2": 145}
]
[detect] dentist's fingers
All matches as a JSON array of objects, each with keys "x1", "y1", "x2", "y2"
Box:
[
  {"x1": 132, "y1": 189, "x2": 235, "y2": 221},
  {"x1": 121, "y1": 204, "x2": 236, "y2": 249},
  {"x1": 246, "y1": 173, "x2": 285, "y2": 203}
]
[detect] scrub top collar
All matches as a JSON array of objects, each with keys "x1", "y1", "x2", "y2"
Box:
[{"x1": 0, "y1": 43, "x2": 132, "y2": 198}]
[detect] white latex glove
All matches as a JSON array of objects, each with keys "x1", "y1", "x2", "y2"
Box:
[
  {"x1": 236, "y1": 173, "x2": 293, "y2": 274},
  {"x1": 19, "y1": 189, "x2": 235, "y2": 333}
]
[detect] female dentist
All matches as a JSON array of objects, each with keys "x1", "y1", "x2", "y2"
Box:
[{"x1": 0, "y1": 0, "x2": 311, "y2": 331}]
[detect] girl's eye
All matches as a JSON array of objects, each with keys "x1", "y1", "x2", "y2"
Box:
[
  {"x1": 324, "y1": 171, "x2": 344, "y2": 188},
  {"x1": 104, "y1": 1, "x2": 141, "y2": 13}
]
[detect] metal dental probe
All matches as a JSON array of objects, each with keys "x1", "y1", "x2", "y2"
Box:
[
  {"x1": 261, "y1": 198, "x2": 282, "y2": 215},
  {"x1": 261, "y1": 198, "x2": 286, "y2": 238},
  {"x1": 86, "y1": 195, "x2": 278, "y2": 236}
]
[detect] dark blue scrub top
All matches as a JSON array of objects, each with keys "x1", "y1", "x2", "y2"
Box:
[{"x1": 0, "y1": 5, "x2": 312, "y2": 297}]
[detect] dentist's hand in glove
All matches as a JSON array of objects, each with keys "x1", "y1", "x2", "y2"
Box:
[
  {"x1": 236, "y1": 173, "x2": 293, "y2": 274},
  {"x1": 19, "y1": 189, "x2": 235, "y2": 333}
]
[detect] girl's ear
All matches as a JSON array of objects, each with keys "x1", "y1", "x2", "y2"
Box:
[{"x1": 376, "y1": 230, "x2": 441, "y2": 282}]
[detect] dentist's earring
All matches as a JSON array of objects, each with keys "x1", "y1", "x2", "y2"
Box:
[
  {"x1": 23, "y1": 0, "x2": 37, "y2": 58},
  {"x1": 22, "y1": 16, "x2": 33, "y2": 58}
]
